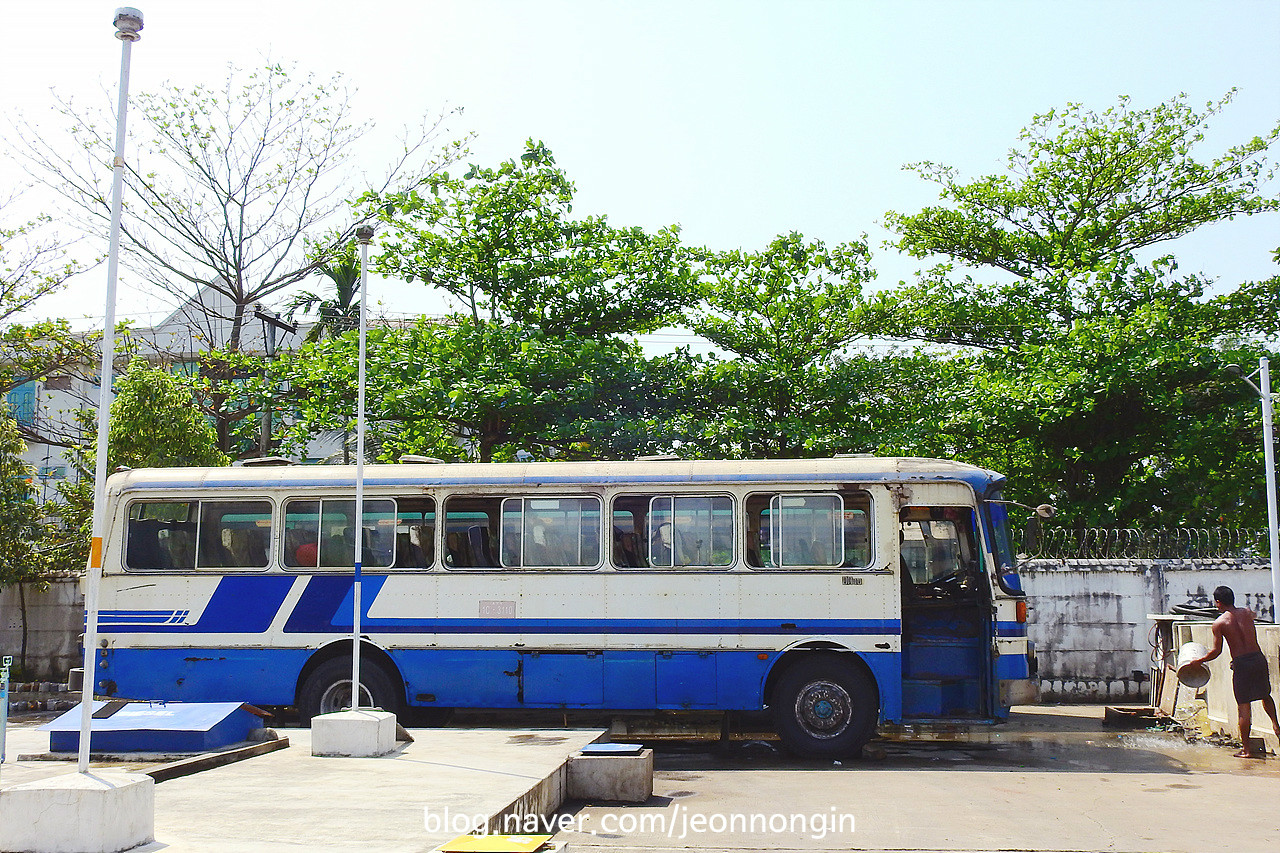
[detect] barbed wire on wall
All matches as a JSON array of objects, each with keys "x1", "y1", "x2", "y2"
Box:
[{"x1": 1023, "y1": 527, "x2": 1270, "y2": 561}]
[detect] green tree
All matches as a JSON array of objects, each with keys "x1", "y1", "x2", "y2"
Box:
[
  {"x1": 0, "y1": 407, "x2": 54, "y2": 676},
  {"x1": 278, "y1": 318, "x2": 664, "y2": 463},
  {"x1": 20, "y1": 62, "x2": 462, "y2": 351},
  {"x1": 372, "y1": 141, "x2": 695, "y2": 337},
  {"x1": 1, "y1": 193, "x2": 88, "y2": 325},
  {"x1": 54, "y1": 360, "x2": 231, "y2": 570},
  {"x1": 102, "y1": 359, "x2": 230, "y2": 470},
  {"x1": 677, "y1": 232, "x2": 878, "y2": 458},
  {"x1": 885, "y1": 91, "x2": 1278, "y2": 279},
  {"x1": 874, "y1": 92, "x2": 1280, "y2": 525},
  {"x1": 286, "y1": 237, "x2": 362, "y2": 342}
]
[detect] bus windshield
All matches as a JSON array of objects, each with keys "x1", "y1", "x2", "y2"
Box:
[{"x1": 984, "y1": 494, "x2": 1023, "y2": 594}]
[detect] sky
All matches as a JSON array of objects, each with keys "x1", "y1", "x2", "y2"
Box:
[{"x1": 4, "y1": 0, "x2": 1279, "y2": 343}]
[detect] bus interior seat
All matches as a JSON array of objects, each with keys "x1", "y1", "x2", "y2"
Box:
[
  {"x1": 467, "y1": 525, "x2": 496, "y2": 567},
  {"x1": 199, "y1": 526, "x2": 234, "y2": 568},
  {"x1": 319, "y1": 535, "x2": 340, "y2": 567},
  {"x1": 417, "y1": 526, "x2": 435, "y2": 566},
  {"x1": 127, "y1": 518, "x2": 170, "y2": 569},
  {"x1": 395, "y1": 532, "x2": 424, "y2": 568},
  {"x1": 228, "y1": 528, "x2": 267, "y2": 567},
  {"x1": 164, "y1": 524, "x2": 196, "y2": 569},
  {"x1": 613, "y1": 527, "x2": 641, "y2": 567},
  {"x1": 446, "y1": 531, "x2": 471, "y2": 567}
]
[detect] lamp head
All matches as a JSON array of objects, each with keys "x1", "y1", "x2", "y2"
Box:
[
  {"x1": 1225, "y1": 364, "x2": 1245, "y2": 377},
  {"x1": 356, "y1": 224, "x2": 376, "y2": 243},
  {"x1": 113, "y1": 7, "x2": 144, "y2": 41}
]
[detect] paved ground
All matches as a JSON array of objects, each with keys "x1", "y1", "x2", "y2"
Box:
[
  {"x1": 555, "y1": 706, "x2": 1280, "y2": 853},
  {"x1": 2, "y1": 705, "x2": 1276, "y2": 852},
  {"x1": 2, "y1": 719, "x2": 602, "y2": 852}
]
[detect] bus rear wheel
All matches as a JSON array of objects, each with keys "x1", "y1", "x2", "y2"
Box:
[
  {"x1": 298, "y1": 656, "x2": 403, "y2": 724},
  {"x1": 773, "y1": 654, "x2": 877, "y2": 759}
]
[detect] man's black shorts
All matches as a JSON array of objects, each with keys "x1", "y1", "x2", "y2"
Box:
[{"x1": 1232, "y1": 651, "x2": 1272, "y2": 704}]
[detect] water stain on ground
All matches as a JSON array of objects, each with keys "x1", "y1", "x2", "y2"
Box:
[{"x1": 506, "y1": 733, "x2": 569, "y2": 745}]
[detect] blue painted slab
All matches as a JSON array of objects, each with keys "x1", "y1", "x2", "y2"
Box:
[
  {"x1": 581, "y1": 742, "x2": 644, "y2": 755},
  {"x1": 40, "y1": 701, "x2": 264, "y2": 753}
]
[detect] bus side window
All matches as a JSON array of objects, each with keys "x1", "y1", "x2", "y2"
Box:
[
  {"x1": 840, "y1": 491, "x2": 873, "y2": 569},
  {"x1": 501, "y1": 497, "x2": 601, "y2": 569},
  {"x1": 745, "y1": 491, "x2": 872, "y2": 570},
  {"x1": 898, "y1": 506, "x2": 975, "y2": 588},
  {"x1": 443, "y1": 497, "x2": 500, "y2": 569},
  {"x1": 126, "y1": 501, "x2": 197, "y2": 571},
  {"x1": 197, "y1": 500, "x2": 271, "y2": 569},
  {"x1": 283, "y1": 498, "x2": 395, "y2": 570},
  {"x1": 648, "y1": 495, "x2": 733, "y2": 569},
  {"x1": 394, "y1": 497, "x2": 436, "y2": 569}
]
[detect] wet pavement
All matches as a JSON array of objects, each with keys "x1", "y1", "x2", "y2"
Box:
[{"x1": 554, "y1": 705, "x2": 1280, "y2": 853}]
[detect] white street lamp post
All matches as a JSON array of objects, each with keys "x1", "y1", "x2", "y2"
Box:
[
  {"x1": 78, "y1": 7, "x2": 143, "y2": 775},
  {"x1": 351, "y1": 224, "x2": 374, "y2": 709},
  {"x1": 1229, "y1": 357, "x2": 1279, "y2": 621},
  {"x1": 1261, "y1": 359, "x2": 1279, "y2": 622}
]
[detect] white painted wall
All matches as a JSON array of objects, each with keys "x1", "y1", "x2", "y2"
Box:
[
  {"x1": 1023, "y1": 558, "x2": 1274, "y2": 702},
  {"x1": 0, "y1": 577, "x2": 82, "y2": 681}
]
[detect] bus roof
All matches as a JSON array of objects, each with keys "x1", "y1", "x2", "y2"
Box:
[{"x1": 106, "y1": 457, "x2": 1005, "y2": 496}]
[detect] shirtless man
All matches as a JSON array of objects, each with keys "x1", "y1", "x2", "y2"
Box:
[{"x1": 1189, "y1": 585, "x2": 1280, "y2": 758}]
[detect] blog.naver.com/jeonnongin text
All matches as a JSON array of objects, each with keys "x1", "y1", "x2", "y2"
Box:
[{"x1": 425, "y1": 804, "x2": 856, "y2": 841}]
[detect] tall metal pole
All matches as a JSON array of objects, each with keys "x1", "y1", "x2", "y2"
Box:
[
  {"x1": 78, "y1": 8, "x2": 143, "y2": 774},
  {"x1": 351, "y1": 226, "x2": 373, "y2": 710},
  {"x1": 1260, "y1": 357, "x2": 1279, "y2": 622}
]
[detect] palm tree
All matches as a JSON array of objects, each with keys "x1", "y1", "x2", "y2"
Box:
[
  {"x1": 286, "y1": 241, "x2": 361, "y2": 342},
  {"x1": 287, "y1": 240, "x2": 362, "y2": 461}
]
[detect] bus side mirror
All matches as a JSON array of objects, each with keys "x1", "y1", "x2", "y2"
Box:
[{"x1": 1024, "y1": 515, "x2": 1042, "y2": 553}]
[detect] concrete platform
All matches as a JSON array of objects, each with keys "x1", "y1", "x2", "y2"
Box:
[{"x1": 3, "y1": 721, "x2": 604, "y2": 852}]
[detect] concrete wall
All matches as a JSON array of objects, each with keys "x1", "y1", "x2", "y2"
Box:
[
  {"x1": 0, "y1": 578, "x2": 82, "y2": 681},
  {"x1": 1023, "y1": 559, "x2": 1274, "y2": 702}
]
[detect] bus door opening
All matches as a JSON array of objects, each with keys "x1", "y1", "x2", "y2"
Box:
[{"x1": 898, "y1": 506, "x2": 990, "y2": 719}]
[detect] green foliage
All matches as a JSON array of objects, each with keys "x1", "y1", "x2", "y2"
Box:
[
  {"x1": 52, "y1": 361, "x2": 231, "y2": 569},
  {"x1": 672, "y1": 232, "x2": 878, "y2": 457},
  {"x1": 371, "y1": 141, "x2": 696, "y2": 337},
  {"x1": 0, "y1": 200, "x2": 87, "y2": 325},
  {"x1": 287, "y1": 235, "x2": 362, "y2": 342},
  {"x1": 104, "y1": 359, "x2": 230, "y2": 470},
  {"x1": 279, "y1": 318, "x2": 664, "y2": 463},
  {"x1": 886, "y1": 91, "x2": 1279, "y2": 277},
  {"x1": 22, "y1": 62, "x2": 462, "y2": 353},
  {"x1": 878, "y1": 91, "x2": 1280, "y2": 526},
  {"x1": 0, "y1": 407, "x2": 45, "y2": 588}
]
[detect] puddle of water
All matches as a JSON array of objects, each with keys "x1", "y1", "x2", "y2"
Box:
[{"x1": 506, "y1": 734, "x2": 569, "y2": 745}]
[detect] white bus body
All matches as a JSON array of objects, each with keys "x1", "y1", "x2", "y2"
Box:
[{"x1": 92, "y1": 457, "x2": 1035, "y2": 757}]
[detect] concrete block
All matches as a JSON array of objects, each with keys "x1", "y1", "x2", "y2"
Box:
[
  {"x1": 0, "y1": 770, "x2": 154, "y2": 853},
  {"x1": 567, "y1": 748, "x2": 653, "y2": 803},
  {"x1": 310, "y1": 709, "x2": 397, "y2": 757}
]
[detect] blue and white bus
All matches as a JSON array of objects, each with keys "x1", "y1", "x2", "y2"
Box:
[{"x1": 92, "y1": 456, "x2": 1036, "y2": 757}]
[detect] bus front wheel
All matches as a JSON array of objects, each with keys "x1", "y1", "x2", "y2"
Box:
[
  {"x1": 298, "y1": 657, "x2": 403, "y2": 724},
  {"x1": 773, "y1": 654, "x2": 877, "y2": 759}
]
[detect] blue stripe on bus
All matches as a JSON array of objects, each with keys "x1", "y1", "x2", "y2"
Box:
[
  {"x1": 100, "y1": 645, "x2": 909, "y2": 721},
  {"x1": 98, "y1": 576, "x2": 294, "y2": 633},
  {"x1": 994, "y1": 621, "x2": 1027, "y2": 637},
  {"x1": 275, "y1": 575, "x2": 899, "y2": 635},
  {"x1": 996, "y1": 653, "x2": 1031, "y2": 679},
  {"x1": 119, "y1": 468, "x2": 1000, "y2": 493}
]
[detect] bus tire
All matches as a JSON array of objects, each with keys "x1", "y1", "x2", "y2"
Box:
[
  {"x1": 298, "y1": 656, "x2": 403, "y2": 724},
  {"x1": 773, "y1": 654, "x2": 877, "y2": 759}
]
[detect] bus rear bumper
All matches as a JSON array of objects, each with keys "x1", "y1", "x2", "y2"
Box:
[{"x1": 999, "y1": 678, "x2": 1040, "y2": 706}]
